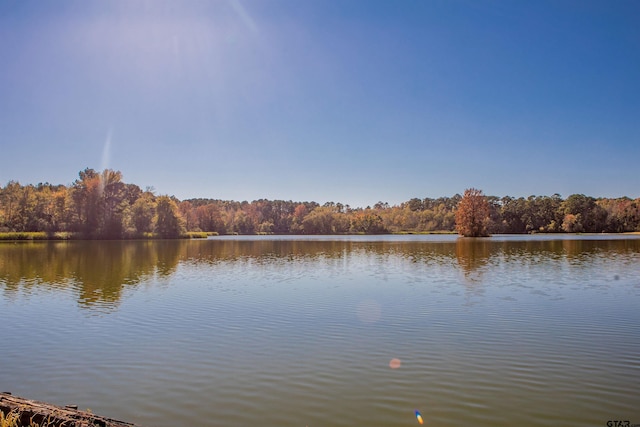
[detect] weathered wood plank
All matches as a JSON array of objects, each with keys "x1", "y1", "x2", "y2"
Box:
[{"x1": 0, "y1": 392, "x2": 140, "y2": 427}]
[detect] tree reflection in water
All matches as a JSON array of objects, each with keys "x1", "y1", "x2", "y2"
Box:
[
  {"x1": 0, "y1": 241, "x2": 184, "y2": 311},
  {"x1": 455, "y1": 238, "x2": 492, "y2": 281},
  {"x1": 2, "y1": 236, "x2": 639, "y2": 311}
]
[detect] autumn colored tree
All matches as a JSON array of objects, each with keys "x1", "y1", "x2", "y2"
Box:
[
  {"x1": 561, "y1": 213, "x2": 582, "y2": 233},
  {"x1": 562, "y1": 194, "x2": 607, "y2": 233},
  {"x1": 301, "y1": 206, "x2": 349, "y2": 234},
  {"x1": 268, "y1": 200, "x2": 296, "y2": 233},
  {"x1": 70, "y1": 168, "x2": 102, "y2": 235},
  {"x1": 350, "y1": 211, "x2": 386, "y2": 233},
  {"x1": 290, "y1": 203, "x2": 308, "y2": 233},
  {"x1": 66, "y1": 168, "x2": 131, "y2": 237},
  {"x1": 0, "y1": 181, "x2": 21, "y2": 230},
  {"x1": 455, "y1": 188, "x2": 490, "y2": 237},
  {"x1": 131, "y1": 193, "x2": 156, "y2": 234},
  {"x1": 155, "y1": 196, "x2": 185, "y2": 238},
  {"x1": 50, "y1": 185, "x2": 71, "y2": 231},
  {"x1": 178, "y1": 200, "x2": 196, "y2": 231},
  {"x1": 99, "y1": 169, "x2": 127, "y2": 238},
  {"x1": 231, "y1": 210, "x2": 254, "y2": 234},
  {"x1": 598, "y1": 197, "x2": 640, "y2": 232},
  {"x1": 16, "y1": 184, "x2": 36, "y2": 231}
]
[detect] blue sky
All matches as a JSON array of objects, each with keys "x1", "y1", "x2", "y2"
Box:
[{"x1": 1, "y1": 0, "x2": 638, "y2": 207}]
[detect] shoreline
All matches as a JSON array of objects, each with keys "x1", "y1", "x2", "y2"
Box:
[{"x1": 1, "y1": 230, "x2": 639, "y2": 242}]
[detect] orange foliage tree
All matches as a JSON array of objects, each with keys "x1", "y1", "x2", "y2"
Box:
[{"x1": 455, "y1": 188, "x2": 490, "y2": 237}]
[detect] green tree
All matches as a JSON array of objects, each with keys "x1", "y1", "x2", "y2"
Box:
[
  {"x1": 500, "y1": 196, "x2": 526, "y2": 233},
  {"x1": 535, "y1": 194, "x2": 564, "y2": 232},
  {"x1": 455, "y1": 188, "x2": 490, "y2": 237},
  {"x1": 407, "y1": 198, "x2": 424, "y2": 212},
  {"x1": 562, "y1": 194, "x2": 607, "y2": 232}
]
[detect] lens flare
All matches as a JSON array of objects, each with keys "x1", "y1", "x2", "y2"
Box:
[
  {"x1": 389, "y1": 358, "x2": 401, "y2": 369},
  {"x1": 101, "y1": 127, "x2": 112, "y2": 172}
]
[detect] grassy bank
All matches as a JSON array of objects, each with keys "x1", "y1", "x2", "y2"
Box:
[
  {"x1": 0, "y1": 231, "x2": 218, "y2": 241},
  {"x1": 392, "y1": 230, "x2": 457, "y2": 235},
  {"x1": 0, "y1": 232, "x2": 74, "y2": 241}
]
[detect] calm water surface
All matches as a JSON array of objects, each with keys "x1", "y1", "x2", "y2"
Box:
[{"x1": 1, "y1": 235, "x2": 640, "y2": 426}]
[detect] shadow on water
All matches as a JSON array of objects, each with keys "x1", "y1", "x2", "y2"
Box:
[{"x1": 1, "y1": 236, "x2": 639, "y2": 311}]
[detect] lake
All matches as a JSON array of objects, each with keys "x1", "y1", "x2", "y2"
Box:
[{"x1": 1, "y1": 235, "x2": 639, "y2": 427}]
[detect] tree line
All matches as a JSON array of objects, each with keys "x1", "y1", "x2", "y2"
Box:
[{"x1": 0, "y1": 168, "x2": 639, "y2": 238}]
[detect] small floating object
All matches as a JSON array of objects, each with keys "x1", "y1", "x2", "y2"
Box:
[{"x1": 415, "y1": 410, "x2": 424, "y2": 424}]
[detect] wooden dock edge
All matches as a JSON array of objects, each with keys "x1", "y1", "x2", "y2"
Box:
[{"x1": 0, "y1": 392, "x2": 140, "y2": 427}]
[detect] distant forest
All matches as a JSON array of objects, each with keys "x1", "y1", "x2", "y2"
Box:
[{"x1": 1, "y1": 168, "x2": 639, "y2": 238}]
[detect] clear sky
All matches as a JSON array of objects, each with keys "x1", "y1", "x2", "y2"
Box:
[{"x1": 1, "y1": 0, "x2": 638, "y2": 208}]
